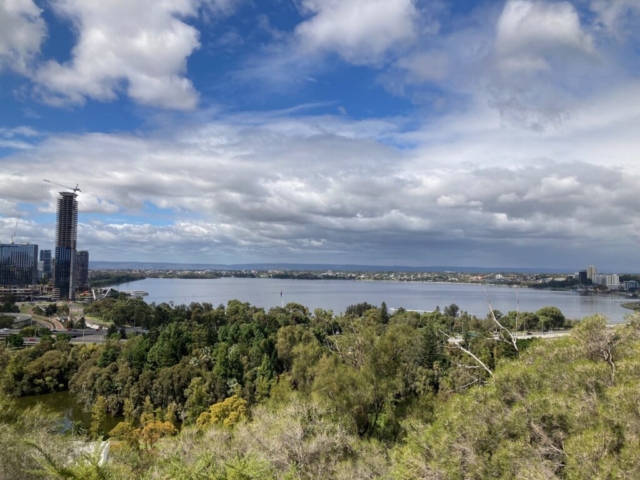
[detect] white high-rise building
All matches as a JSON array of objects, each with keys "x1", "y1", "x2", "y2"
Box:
[
  {"x1": 606, "y1": 274, "x2": 620, "y2": 289},
  {"x1": 587, "y1": 265, "x2": 598, "y2": 281},
  {"x1": 593, "y1": 273, "x2": 607, "y2": 286}
]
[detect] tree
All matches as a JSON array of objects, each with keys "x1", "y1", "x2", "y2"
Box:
[
  {"x1": 20, "y1": 326, "x2": 36, "y2": 337},
  {"x1": 90, "y1": 395, "x2": 107, "y2": 440},
  {"x1": 572, "y1": 314, "x2": 632, "y2": 381},
  {"x1": 345, "y1": 302, "x2": 377, "y2": 318},
  {"x1": 0, "y1": 295, "x2": 19, "y2": 313},
  {"x1": 444, "y1": 304, "x2": 460, "y2": 318},
  {"x1": 0, "y1": 315, "x2": 13, "y2": 329},
  {"x1": 196, "y1": 395, "x2": 248, "y2": 429},
  {"x1": 109, "y1": 421, "x2": 141, "y2": 449},
  {"x1": 4, "y1": 334, "x2": 23, "y2": 349},
  {"x1": 184, "y1": 377, "x2": 212, "y2": 424},
  {"x1": 537, "y1": 306, "x2": 566, "y2": 330},
  {"x1": 381, "y1": 302, "x2": 390, "y2": 324},
  {"x1": 139, "y1": 420, "x2": 177, "y2": 450},
  {"x1": 55, "y1": 333, "x2": 71, "y2": 343},
  {"x1": 44, "y1": 303, "x2": 58, "y2": 317}
]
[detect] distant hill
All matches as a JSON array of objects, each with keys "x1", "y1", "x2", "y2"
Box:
[{"x1": 89, "y1": 261, "x2": 576, "y2": 274}]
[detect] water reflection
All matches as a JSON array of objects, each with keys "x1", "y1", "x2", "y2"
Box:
[{"x1": 14, "y1": 391, "x2": 122, "y2": 433}]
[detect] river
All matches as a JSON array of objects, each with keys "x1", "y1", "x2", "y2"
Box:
[{"x1": 115, "y1": 278, "x2": 633, "y2": 323}]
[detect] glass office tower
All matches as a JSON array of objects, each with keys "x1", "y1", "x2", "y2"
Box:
[
  {"x1": 39, "y1": 249, "x2": 52, "y2": 279},
  {"x1": 76, "y1": 250, "x2": 89, "y2": 289},
  {"x1": 0, "y1": 244, "x2": 38, "y2": 286}
]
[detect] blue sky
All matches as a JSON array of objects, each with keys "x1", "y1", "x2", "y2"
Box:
[{"x1": 1, "y1": 0, "x2": 639, "y2": 270}]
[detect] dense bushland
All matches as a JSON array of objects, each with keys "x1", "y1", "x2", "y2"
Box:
[{"x1": 1, "y1": 297, "x2": 637, "y2": 479}]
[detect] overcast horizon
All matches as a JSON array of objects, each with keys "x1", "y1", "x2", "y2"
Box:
[{"x1": 1, "y1": 0, "x2": 639, "y2": 270}]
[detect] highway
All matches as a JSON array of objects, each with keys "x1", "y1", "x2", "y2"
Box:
[
  {"x1": 0, "y1": 328, "x2": 107, "y2": 343},
  {"x1": 1, "y1": 326, "x2": 148, "y2": 345}
]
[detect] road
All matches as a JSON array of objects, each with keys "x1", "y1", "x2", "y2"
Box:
[
  {"x1": 0, "y1": 329, "x2": 107, "y2": 345},
  {"x1": 448, "y1": 330, "x2": 572, "y2": 344}
]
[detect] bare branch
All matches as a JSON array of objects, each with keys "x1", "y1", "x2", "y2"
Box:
[
  {"x1": 455, "y1": 363, "x2": 481, "y2": 370},
  {"x1": 445, "y1": 379, "x2": 480, "y2": 393},
  {"x1": 483, "y1": 286, "x2": 519, "y2": 353},
  {"x1": 515, "y1": 287, "x2": 520, "y2": 334},
  {"x1": 440, "y1": 329, "x2": 493, "y2": 377}
]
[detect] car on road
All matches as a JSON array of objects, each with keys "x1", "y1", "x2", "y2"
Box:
[{"x1": 0, "y1": 328, "x2": 10, "y2": 332}]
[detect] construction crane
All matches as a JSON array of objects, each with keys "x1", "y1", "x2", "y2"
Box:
[
  {"x1": 10, "y1": 215, "x2": 20, "y2": 244},
  {"x1": 43, "y1": 179, "x2": 81, "y2": 194}
]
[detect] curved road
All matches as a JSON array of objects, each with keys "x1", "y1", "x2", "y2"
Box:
[{"x1": 19, "y1": 304, "x2": 64, "y2": 330}]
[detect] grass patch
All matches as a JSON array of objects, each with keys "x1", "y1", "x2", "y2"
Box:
[{"x1": 621, "y1": 302, "x2": 640, "y2": 311}]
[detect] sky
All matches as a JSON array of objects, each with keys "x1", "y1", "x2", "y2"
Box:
[{"x1": 0, "y1": 0, "x2": 639, "y2": 270}]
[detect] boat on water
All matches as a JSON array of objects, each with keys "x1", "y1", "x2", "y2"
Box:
[{"x1": 574, "y1": 288, "x2": 592, "y2": 296}]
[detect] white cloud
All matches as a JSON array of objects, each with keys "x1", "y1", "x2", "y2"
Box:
[
  {"x1": 0, "y1": 200, "x2": 20, "y2": 218},
  {"x1": 203, "y1": 0, "x2": 242, "y2": 16},
  {"x1": 33, "y1": 0, "x2": 204, "y2": 110},
  {"x1": 495, "y1": 0, "x2": 594, "y2": 72},
  {"x1": 295, "y1": 0, "x2": 419, "y2": 65},
  {"x1": 1, "y1": 90, "x2": 640, "y2": 268},
  {"x1": 591, "y1": 0, "x2": 640, "y2": 39},
  {"x1": 0, "y1": 0, "x2": 46, "y2": 73},
  {"x1": 394, "y1": 51, "x2": 449, "y2": 82},
  {"x1": 474, "y1": 0, "x2": 600, "y2": 130}
]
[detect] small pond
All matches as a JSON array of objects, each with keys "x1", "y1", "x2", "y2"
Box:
[{"x1": 14, "y1": 390, "x2": 123, "y2": 433}]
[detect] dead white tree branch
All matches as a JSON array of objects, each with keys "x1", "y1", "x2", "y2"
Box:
[
  {"x1": 440, "y1": 329, "x2": 493, "y2": 377},
  {"x1": 483, "y1": 286, "x2": 519, "y2": 353}
]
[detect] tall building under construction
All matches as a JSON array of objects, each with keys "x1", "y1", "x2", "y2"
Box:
[{"x1": 54, "y1": 191, "x2": 78, "y2": 300}]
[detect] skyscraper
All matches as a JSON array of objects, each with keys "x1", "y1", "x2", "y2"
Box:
[
  {"x1": 0, "y1": 244, "x2": 38, "y2": 286},
  {"x1": 39, "y1": 249, "x2": 52, "y2": 279},
  {"x1": 54, "y1": 191, "x2": 78, "y2": 300},
  {"x1": 76, "y1": 250, "x2": 89, "y2": 289},
  {"x1": 578, "y1": 270, "x2": 588, "y2": 285},
  {"x1": 587, "y1": 265, "x2": 598, "y2": 282}
]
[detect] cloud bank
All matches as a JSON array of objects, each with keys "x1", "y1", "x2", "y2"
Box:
[{"x1": 1, "y1": 88, "x2": 639, "y2": 268}]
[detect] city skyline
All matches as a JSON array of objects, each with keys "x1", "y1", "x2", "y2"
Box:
[{"x1": 1, "y1": 1, "x2": 639, "y2": 269}]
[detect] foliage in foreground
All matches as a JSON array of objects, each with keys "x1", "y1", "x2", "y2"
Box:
[
  {"x1": 2, "y1": 313, "x2": 640, "y2": 479},
  {"x1": 394, "y1": 315, "x2": 640, "y2": 479}
]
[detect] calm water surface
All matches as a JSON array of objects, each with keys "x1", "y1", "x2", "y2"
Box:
[
  {"x1": 14, "y1": 391, "x2": 122, "y2": 433},
  {"x1": 116, "y1": 278, "x2": 633, "y2": 323}
]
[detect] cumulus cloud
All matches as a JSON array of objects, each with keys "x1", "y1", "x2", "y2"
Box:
[
  {"x1": 1, "y1": 88, "x2": 640, "y2": 268},
  {"x1": 33, "y1": 0, "x2": 205, "y2": 109},
  {"x1": 0, "y1": 0, "x2": 46, "y2": 73},
  {"x1": 484, "y1": 0, "x2": 598, "y2": 129},
  {"x1": 380, "y1": 0, "x2": 634, "y2": 131},
  {"x1": 495, "y1": 0, "x2": 594, "y2": 71},
  {"x1": 294, "y1": 0, "x2": 419, "y2": 65}
]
